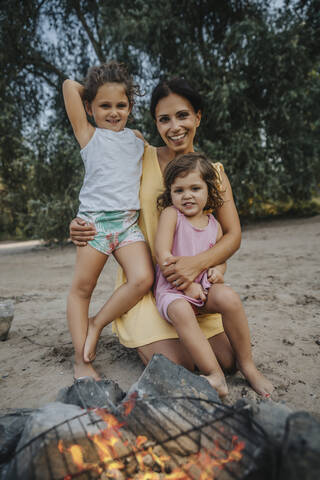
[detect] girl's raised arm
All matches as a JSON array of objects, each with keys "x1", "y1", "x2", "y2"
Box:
[
  {"x1": 155, "y1": 206, "x2": 178, "y2": 267},
  {"x1": 62, "y1": 79, "x2": 94, "y2": 149}
]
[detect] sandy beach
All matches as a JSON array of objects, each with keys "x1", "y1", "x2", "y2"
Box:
[{"x1": 1, "y1": 215, "x2": 319, "y2": 418}]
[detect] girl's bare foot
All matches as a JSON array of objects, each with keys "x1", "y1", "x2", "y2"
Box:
[
  {"x1": 240, "y1": 362, "x2": 274, "y2": 397},
  {"x1": 84, "y1": 317, "x2": 101, "y2": 363},
  {"x1": 73, "y1": 360, "x2": 101, "y2": 381},
  {"x1": 201, "y1": 372, "x2": 229, "y2": 399}
]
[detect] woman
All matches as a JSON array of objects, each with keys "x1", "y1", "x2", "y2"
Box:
[{"x1": 70, "y1": 78, "x2": 241, "y2": 376}]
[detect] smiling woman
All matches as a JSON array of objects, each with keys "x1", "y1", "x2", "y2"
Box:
[
  {"x1": 154, "y1": 93, "x2": 201, "y2": 153},
  {"x1": 69, "y1": 77, "x2": 243, "y2": 391}
]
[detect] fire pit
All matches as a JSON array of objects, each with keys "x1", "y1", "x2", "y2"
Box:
[
  {"x1": 2, "y1": 355, "x2": 319, "y2": 480},
  {"x1": 7, "y1": 388, "x2": 275, "y2": 480}
]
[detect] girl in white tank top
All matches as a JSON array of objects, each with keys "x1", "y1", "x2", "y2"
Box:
[{"x1": 63, "y1": 61, "x2": 154, "y2": 381}]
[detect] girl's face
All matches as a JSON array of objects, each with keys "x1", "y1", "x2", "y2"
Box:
[
  {"x1": 170, "y1": 168, "x2": 208, "y2": 219},
  {"x1": 155, "y1": 93, "x2": 201, "y2": 155},
  {"x1": 86, "y1": 82, "x2": 131, "y2": 132}
]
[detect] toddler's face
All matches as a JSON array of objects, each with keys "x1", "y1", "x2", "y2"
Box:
[
  {"x1": 170, "y1": 168, "x2": 208, "y2": 219},
  {"x1": 86, "y1": 82, "x2": 131, "y2": 132}
]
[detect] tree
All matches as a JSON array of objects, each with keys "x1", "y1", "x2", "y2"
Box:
[{"x1": 1, "y1": 0, "x2": 319, "y2": 241}]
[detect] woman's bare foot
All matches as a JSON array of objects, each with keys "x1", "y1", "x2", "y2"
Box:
[
  {"x1": 84, "y1": 317, "x2": 101, "y2": 363},
  {"x1": 240, "y1": 362, "x2": 274, "y2": 397},
  {"x1": 73, "y1": 360, "x2": 101, "y2": 381},
  {"x1": 201, "y1": 372, "x2": 229, "y2": 399}
]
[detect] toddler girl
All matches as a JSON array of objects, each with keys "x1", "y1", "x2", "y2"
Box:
[
  {"x1": 63, "y1": 61, "x2": 154, "y2": 380},
  {"x1": 154, "y1": 152, "x2": 273, "y2": 398}
]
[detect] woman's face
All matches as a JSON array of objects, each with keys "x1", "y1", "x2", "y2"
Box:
[{"x1": 155, "y1": 93, "x2": 201, "y2": 155}]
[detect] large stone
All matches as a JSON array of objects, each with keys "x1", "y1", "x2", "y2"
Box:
[
  {"x1": 6, "y1": 402, "x2": 122, "y2": 480},
  {"x1": 278, "y1": 411, "x2": 320, "y2": 480},
  {"x1": 56, "y1": 377, "x2": 125, "y2": 409},
  {"x1": 237, "y1": 398, "x2": 292, "y2": 444},
  {"x1": 120, "y1": 354, "x2": 220, "y2": 444},
  {"x1": 125, "y1": 353, "x2": 221, "y2": 403},
  {"x1": 0, "y1": 408, "x2": 34, "y2": 464},
  {"x1": 0, "y1": 300, "x2": 14, "y2": 341},
  {"x1": 119, "y1": 357, "x2": 275, "y2": 478}
]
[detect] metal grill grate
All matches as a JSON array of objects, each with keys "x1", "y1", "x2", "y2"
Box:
[{"x1": 8, "y1": 384, "x2": 276, "y2": 480}]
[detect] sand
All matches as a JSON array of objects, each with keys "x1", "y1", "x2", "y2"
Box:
[{"x1": 0, "y1": 215, "x2": 319, "y2": 418}]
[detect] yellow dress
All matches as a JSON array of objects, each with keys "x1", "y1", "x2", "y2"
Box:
[{"x1": 112, "y1": 144, "x2": 224, "y2": 348}]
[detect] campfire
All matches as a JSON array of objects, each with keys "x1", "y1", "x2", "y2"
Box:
[
  {"x1": 6, "y1": 393, "x2": 271, "y2": 480},
  {"x1": 1, "y1": 355, "x2": 319, "y2": 480}
]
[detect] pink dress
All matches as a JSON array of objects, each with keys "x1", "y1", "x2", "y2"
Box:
[{"x1": 154, "y1": 208, "x2": 218, "y2": 322}]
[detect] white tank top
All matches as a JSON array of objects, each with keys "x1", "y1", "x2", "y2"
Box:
[{"x1": 77, "y1": 128, "x2": 144, "y2": 214}]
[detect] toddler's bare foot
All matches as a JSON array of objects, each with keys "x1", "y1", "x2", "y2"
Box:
[
  {"x1": 240, "y1": 363, "x2": 274, "y2": 397},
  {"x1": 73, "y1": 360, "x2": 101, "y2": 381},
  {"x1": 84, "y1": 317, "x2": 101, "y2": 363},
  {"x1": 201, "y1": 373, "x2": 229, "y2": 399}
]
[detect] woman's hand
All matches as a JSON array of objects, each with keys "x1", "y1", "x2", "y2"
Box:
[
  {"x1": 69, "y1": 217, "x2": 96, "y2": 246},
  {"x1": 161, "y1": 255, "x2": 201, "y2": 291}
]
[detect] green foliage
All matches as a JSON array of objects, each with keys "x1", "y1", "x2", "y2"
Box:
[
  {"x1": 0, "y1": 0, "x2": 319, "y2": 242},
  {"x1": 26, "y1": 128, "x2": 82, "y2": 243}
]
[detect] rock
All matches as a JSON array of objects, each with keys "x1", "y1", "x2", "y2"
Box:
[
  {"x1": 6, "y1": 402, "x2": 115, "y2": 480},
  {"x1": 279, "y1": 412, "x2": 320, "y2": 480},
  {"x1": 241, "y1": 398, "x2": 292, "y2": 444},
  {"x1": 56, "y1": 377, "x2": 125, "y2": 409},
  {"x1": 124, "y1": 353, "x2": 221, "y2": 404},
  {"x1": 0, "y1": 409, "x2": 34, "y2": 464},
  {"x1": 0, "y1": 300, "x2": 14, "y2": 341},
  {"x1": 117, "y1": 354, "x2": 222, "y2": 456}
]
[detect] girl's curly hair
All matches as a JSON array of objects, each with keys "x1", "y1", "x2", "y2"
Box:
[
  {"x1": 83, "y1": 61, "x2": 141, "y2": 105},
  {"x1": 157, "y1": 152, "x2": 224, "y2": 212}
]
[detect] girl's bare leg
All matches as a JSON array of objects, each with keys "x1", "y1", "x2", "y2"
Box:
[
  {"x1": 84, "y1": 242, "x2": 154, "y2": 362},
  {"x1": 202, "y1": 284, "x2": 274, "y2": 396},
  {"x1": 67, "y1": 245, "x2": 108, "y2": 380},
  {"x1": 167, "y1": 299, "x2": 228, "y2": 398}
]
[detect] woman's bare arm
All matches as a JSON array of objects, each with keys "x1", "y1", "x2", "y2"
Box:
[{"x1": 162, "y1": 171, "x2": 241, "y2": 290}]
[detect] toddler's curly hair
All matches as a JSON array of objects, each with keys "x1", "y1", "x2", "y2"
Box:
[
  {"x1": 83, "y1": 61, "x2": 141, "y2": 106},
  {"x1": 157, "y1": 152, "x2": 224, "y2": 212}
]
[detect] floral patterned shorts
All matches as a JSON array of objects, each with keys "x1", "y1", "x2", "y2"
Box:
[{"x1": 78, "y1": 210, "x2": 145, "y2": 256}]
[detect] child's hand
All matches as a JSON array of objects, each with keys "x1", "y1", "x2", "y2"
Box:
[
  {"x1": 207, "y1": 267, "x2": 224, "y2": 284},
  {"x1": 184, "y1": 283, "x2": 207, "y2": 302}
]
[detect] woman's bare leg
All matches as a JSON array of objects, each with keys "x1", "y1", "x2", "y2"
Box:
[
  {"x1": 202, "y1": 284, "x2": 274, "y2": 396},
  {"x1": 137, "y1": 338, "x2": 195, "y2": 370},
  {"x1": 137, "y1": 331, "x2": 236, "y2": 374},
  {"x1": 67, "y1": 245, "x2": 108, "y2": 380},
  {"x1": 167, "y1": 299, "x2": 228, "y2": 398},
  {"x1": 84, "y1": 242, "x2": 154, "y2": 362},
  {"x1": 208, "y1": 332, "x2": 237, "y2": 374}
]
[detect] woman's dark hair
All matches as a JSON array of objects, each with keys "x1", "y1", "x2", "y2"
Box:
[
  {"x1": 157, "y1": 152, "x2": 224, "y2": 212},
  {"x1": 150, "y1": 78, "x2": 203, "y2": 119},
  {"x1": 83, "y1": 61, "x2": 141, "y2": 105}
]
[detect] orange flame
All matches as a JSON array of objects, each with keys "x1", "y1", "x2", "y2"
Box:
[
  {"x1": 58, "y1": 408, "x2": 245, "y2": 480},
  {"x1": 122, "y1": 391, "x2": 138, "y2": 416}
]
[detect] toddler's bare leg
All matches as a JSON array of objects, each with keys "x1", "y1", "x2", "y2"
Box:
[
  {"x1": 203, "y1": 285, "x2": 274, "y2": 396},
  {"x1": 84, "y1": 242, "x2": 154, "y2": 362},
  {"x1": 67, "y1": 245, "x2": 108, "y2": 379},
  {"x1": 167, "y1": 299, "x2": 228, "y2": 398}
]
